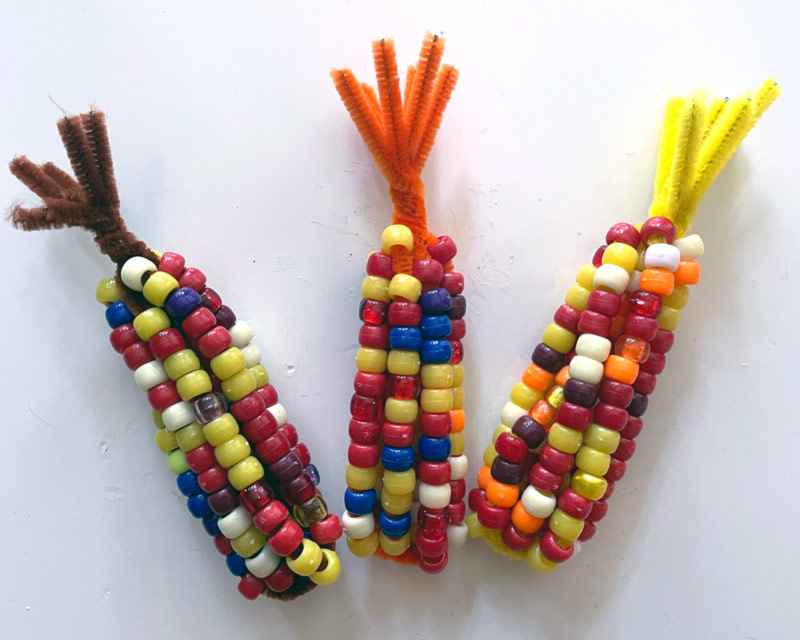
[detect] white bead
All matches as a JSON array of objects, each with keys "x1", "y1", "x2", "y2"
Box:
[
  {"x1": 218, "y1": 505, "x2": 252, "y2": 539},
  {"x1": 593, "y1": 263, "x2": 630, "y2": 294},
  {"x1": 342, "y1": 511, "x2": 374, "y2": 539},
  {"x1": 568, "y1": 355, "x2": 605, "y2": 384},
  {"x1": 448, "y1": 455, "x2": 468, "y2": 480},
  {"x1": 418, "y1": 482, "x2": 452, "y2": 509},
  {"x1": 162, "y1": 402, "x2": 195, "y2": 431},
  {"x1": 673, "y1": 234, "x2": 705, "y2": 260},
  {"x1": 575, "y1": 334, "x2": 611, "y2": 362},
  {"x1": 500, "y1": 401, "x2": 528, "y2": 428},
  {"x1": 133, "y1": 361, "x2": 168, "y2": 391},
  {"x1": 120, "y1": 256, "x2": 157, "y2": 292},
  {"x1": 645, "y1": 243, "x2": 681, "y2": 271},
  {"x1": 521, "y1": 485, "x2": 556, "y2": 518},
  {"x1": 447, "y1": 523, "x2": 468, "y2": 549},
  {"x1": 627, "y1": 269, "x2": 642, "y2": 292},
  {"x1": 240, "y1": 343, "x2": 261, "y2": 368},
  {"x1": 229, "y1": 321, "x2": 254, "y2": 349},
  {"x1": 266, "y1": 403, "x2": 287, "y2": 427},
  {"x1": 245, "y1": 546, "x2": 280, "y2": 578}
]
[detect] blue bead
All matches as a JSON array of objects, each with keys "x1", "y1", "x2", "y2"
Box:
[
  {"x1": 344, "y1": 488, "x2": 377, "y2": 515},
  {"x1": 225, "y1": 552, "x2": 249, "y2": 576},
  {"x1": 187, "y1": 493, "x2": 212, "y2": 519},
  {"x1": 389, "y1": 326, "x2": 422, "y2": 351},
  {"x1": 105, "y1": 301, "x2": 133, "y2": 328},
  {"x1": 165, "y1": 286, "x2": 202, "y2": 319},
  {"x1": 381, "y1": 446, "x2": 416, "y2": 471},
  {"x1": 419, "y1": 288, "x2": 452, "y2": 315},
  {"x1": 379, "y1": 510, "x2": 411, "y2": 537},
  {"x1": 176, "y1": 471, "x2": 202, "y2": 497},
  {"x1": 305, "y1": 463, "x2": 320, "y2": 486},
  {"x1": 420, "y1": 315, "x2": 452, "y2": 339},
  {"x1": 421, "y1": 339, "x2": 452, "y2": 364},
  {"x1": 418, "y1": 436, "x2": 451, "y2": 461},
  {"x1": 202, "y1": 514, "x2": 221, "y2": 536}
]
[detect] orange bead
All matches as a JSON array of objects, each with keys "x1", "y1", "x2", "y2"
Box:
[
  {"x1": 512, "y1": 501, "x2": 544, "y2": 533},
  {"x1": 639, "y1": 267, "x2": 675, "y2": 297},
  {"x1": 530, "y1": 399, "x2": 556, "y2": 427},
  {"x1": 604, "y1": 355, "x2": 640, "y2": 384},
  {"x1": 477, "y1": 464, "x2": 493, "y2": 490},
  {"x1": 522, "y1": 363, "x2": 555, "y2": 393},
  {"x1": 485, "y1": 478, "x2": 519, "y2": 508},
  {"x1": 450, "y1": 409, "x2": 466, "y2": 433},
  {"x1": 554, "y1": 366, "x2": 570, "y2": 387},
  {"x1": 673, "y1": 260, "x2": 701, "y2": 285}
]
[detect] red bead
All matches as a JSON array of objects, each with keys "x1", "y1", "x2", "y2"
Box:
[
  {"x1": 359, "y1": 299, "x2": 388, "y2": 325},
  {"x1": 634, "y1": 371, "x2": 657, "y2": 395},
  {"x1": 388, "y1": 301, "x2": 421, "y2": 327},
  {"x1": 418, "y1": 551, "x2": 448, "y2": 574},
  {"x1": 553, "y1": 304, "x2": 581, "y2": 334},
  {"x1": 366, "y1": 252, "x2": 393, "y2": 279},
  {"x1": 428, "y1": 235, "x2": 457, "y2": 263},
  {"x1": 555, "y1": 402, "x2": 592, "y2": 431},
  {"x1": 587, "y1": 290, "x2": 622, "y2": 317},
  {"x1": 606, "y1": 222, "x2": 641, "y2": 248},
  {"x1": 419, "y1": 412, "x2": 451, "y2": 437},
  {"x1": 353, "y1": 371, "x2": 386, "y2": 398},
  {"x1": 413, "y1": 258, "x2": 444, "y2": 285},
  {"x1": 186, "y1": 443, "x2": 216, "y2": 473},
  {"x1": 149, "y1": 329, "x2": 186, "y2": 360},
  {"x1": 181, "y1": 307, "x2": 216, "y2": 340},
  {"x1": 122, "y1": 342, "x2": 154, "y2": 370},
  {"x1": 110, "y1": 323, "x2": 140, "y2": 354},
  {"x1": 539, "y1": 444, "x2": 574, "y2": 475},
  {"x1": 449, "y1": 318, "x2": 466, "y2": 341},
  {"x1": 630, "y1": 290, "x2": 663, "y2": 318},
  {"x1": 310, "y1": 514, "x2": 343, "y2": 545},
  {"x1": 578, "y1": 520, "x2": 597, "y2": 541},
  {"x1": 592, "y1": 245, "x2": 607, "y2": 267},
  {"x1": 441, "y1": 271, "x2": 464, "y2": 295},
  {"x1": 600, "y1": 379, "x2": 634, "y2": 408},
  {"x1": 349, "y1": 418, "x2": 381, "y2": 445},
  {"x1": 418, "y1": 507, "x2": 448, "y2": 536},
  {"x1": 281, "y1": 472, "x2": 315, "y2": 505},
  {"x1": 586, "y1": 499, "x2": 608, "y2": 522},
  {"x1": 477, "y1": 497, "x2": 510, "y2": 529},
  {"x1": 358, "y1": 324, "x2": 389, "y2": 349},
  {"x1": 450, "y1": 340, "x2": 464, "y2": 364},
  {"x1": 240, "y1": 480, "x2": 274, "y2": 513},
  {"x1": 468, "y1": 488, "x2": 485, "y2": 512},
  {"x1": 255, "y1": 431, "x2": 291, "y2": 464},
  {"x1": 278, "y1": 424, "x2": 297, "y2": 448},
  {"x1": 293, "y1": 443, "x2": 310, "y2": 467},
  {"x1": 450, "y1": 479, "x2": 466, "y2": 503},
  {"x1": 447, "y1": 500, "x2": 466, "y2": 524},
  {"x1": 237, "y1": 573, "x2": 265, "y2": 600},
  {"x1": 198, "y1": 464, "x2": 228, "y2": 493},
  {"x1": 641, "y1": 351, "x2": 666, "y2": 375},
  {"x1": 198, "y1": 287, "x2": 222, "y2": 314},
  {"x1": 264, "y1": 562, "x2": 295, "y2": 593},
  {"x1": 415, "y1": 528, "x2": 448, "y2": 557},
  {"x1": 623, "y1": 314, "x2": 659, "y2": 341},
  {"x1": 348, "y1": 442, "x2": 380, "y2": 467},
  {"x1": 619, "y1": 415, "x2": 643, "y2": 439},
  {"x1": 178, "y1": 267, "x2": 206, "y2": 292},
  {"x1": 495, "y1": 432, "x2": 528, "y2": 463},
  {"x1": 254, "y1": 385, "x2": 278, "y2": 408},
  {"x1": 614, "y1": 437, "x2": 636, "y2": 461},
  {"x1": 242, "y1": 410, "x2": 278, "y2": 444},
  {"x1": 558, "y1": 488, "x2": 593, "y2": 519},
  {"x1": 605, "y1": 457, "x2": 626, "y2": 482},
  {"x1": 213, "y1": 534, "x2": 234, "y2": 556},
  {"x1": 529, "y1": 464, "x2": 563, "y2": 494},
  {"x1": 147, "y1": 382, "x2": 180, "y2": 412},
  {"x1": 197, "y1": 326, "x2": 232, "y2": 358},
  {"x1": 230, "y1": 392, "x2": 266, "y2": 423},
  {"x1": 539, "y1": 529, "x2": 575, "y2": 563},
  {"x1": 602, "y1": 481, "x2": 616, "y2": 500},
  {"x1": 350, "y1": 394, "x2": 379, "y2": 421},
  {"x1": 650, "y1": 329, "x2": 674, "y2": 354},
  {"x1": 158, "y1": 252, "x2": 186, "y2": 279},
  {"x1": 382, "y1": 422, "x2": 415, "y2": 447},
  {"x1": 269, "y1": 520, "x2": 304, "y2": 556},
  {"x1": 387, "y1": 374, "x2": 420, "y2": 400},
  {"x1": 419, "y1": 461, "x2": 451, "y2": 485},
  {"x1": 593, "y1": 403, "x2": 629, "y2": 431},
  {"x1": 578, "y1": 310, "x2": 612, "y2": 337},
  {"x1": 640, "y1": 216, "x2": 675, "y2": 245},
  {"x1": 253, "y1": 500, "x2": 288, "y2": 535},
  {"x1": 502, "y1": 522, "x2": 536, "y2": 551}
]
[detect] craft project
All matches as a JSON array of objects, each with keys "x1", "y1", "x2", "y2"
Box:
[
  {"x1": 332, "y1": 33, "x2": 468, "y2": 572},
  {"x1": 8, "y1": 111, "x2": 342, "y2": 600},
  {"x1": 465, "y1": 80, "x2": 780, "y2": 571}
]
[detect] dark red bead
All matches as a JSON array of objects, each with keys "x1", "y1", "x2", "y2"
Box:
[
  {"x1": 387, "y1": 374, "x2": 420, "y2": 400},
  {"x1": 634, "y1": 371, "x2": 657, "y2": 395},
  {"x1": 230, "y1": 392, "x2": 266, "y2": 423},
  {"x1": 578, "y1": 310, "x2": 612, "y2": 337},
  {"x1": 447, "y1": 500, "x2": 466, "y2": 524},
  {"x1": 529, "y1": 464, "x2": 563, "y2": 494},
  {"x1": 540, "y1": 529, "x2": 575, "y2": 563},
  {"x1": 348, "y1": 418, "x2": 381, "y2": 445},
  {"x1": 477, "y1": 497, "x2": 510, "y2": 529},
  {"x1": 197, "y1": 326, "x2": 232, "y2": 358},
  {"x1": 502, "y1": 522, "x2": 535, "y2": 551},
  {"x1": 382, "y1": 421, "x2": 414, "y2": 447},
  {"x1": 558, "y1": 488, "x2": 593, "y2": 520},
  {"x1": 310, "y1": 514, "x2": 343, "y2": 545},
  {"x1": 600, "y1": 379, "x2": 634, "y2": 408},
  {"x1": 627, "y1": 392, "x2": 648, "y2": 417},
  {"x1": 109, "y1": 323, "x2": 139, "y2": 354},
  {"x1": 207, "y1": 486, "x2": 238, "y2": 516},
  {"x1": 181, "y1": 307, "x2": 216, "y2": 340},
  {"x1": 268, "y1": 451, "x2": 303, "y2": 483},
  {"x1": 449, "y1": 318, "x2": 467, "y2": 341},
  {"x1": 413, "y1": 258, "x2": 444, "y2": 285},
  {"x1": 293, "y1": 443, "x2": 310, "y2": 467},
  {"x1": 198, "y1": 464, "x2": 228, "y2": 493},
  {"x1": 640, "y1": 216, "x2": 675, "y2": 245},
  {"x1": 450, "y1": 340, "x2": 464, "y2": 363},
  {"x1": 578, "y1": 520, "x2": 597, "y2": 541},
  {"x1": 242, "y1": 410, "x2": 278, "y2": 443},
  {"x1": 264, "y1": 563, "x2": 295, "y2": 593},
  {"x1": 240, "y1": 480, "x2": 274, "y2": 513},
  {"x1": 650, "y1": 329, "x2": 675, "y2": 353},
  {"x1": 468, "y1": 488, "x2": 485, "y2": 512},
  {"x1": 158, "y1": 252, "x2": 186, "y2": 279},
  {"x1": 388, "y1": 301, "x2": 421, "y2": 327},
  {"x1": 199, "y1": 287, "x2": 223, "y2": 313},
  {"x1": 178, "y1": 267, "x2": 206, "y2": 292},
  {"x1": 281, "y1": 472, "x2": 315, "y2": 505},
  {"x1": 237, "y1": 573, "x2": 265, "y2": 600},
  {"x1": 592, "y1": 245, "x2": 607, "y2": 268},
  {"x1": 630, "y1": 290, "x2": 663, "y2": 319},
  {"x1": 586, "y1": 499, "x2": 608, "y2": 522},
  {"x1": 449, "y1": 479, "x2": 466, "y2": 502},
  {"x1": 269, "y1": 520, "x2": 304, "y2": 556},
  {"x1": 614, "y1": 437, "x2": 636, "y2": 461},
  {"x1": 419, "y1": 461, "x2": 451, "y2": 485},
  {"x1": 415, "y1": 529, "x2": 449, "y2": 557},
  {"x1": 366, "y1": 252, "x2": 393, "y2": 279},
  {"x1": 623, "y1": 314, "x2": 659, "y2": 341},
  {"x1": 348, "y1": 443, "x2": 380, "y2": 468},
  {"x1": 521, "y1": 451, "x2": 537, "y2": 478},
  {"x1": 555, "y1": 402, "x2": 592, "y2": 431},
  {"x1": 563, "y1": 378, "x2": 599, "y2": 408},
  {"x1": 449, "y1": 295, "x2": 466, "y2": 320},
  {"x1": 441, "y1": 271, "x2": 464, "y2": 295},
  {"x1": 539, "y1": 445, "x2": 574, "y2": 475},
  {"x1": 186, "y1": 443, "x2": 216, "y2": 473},
  {"x1": 495, "y1": 432, "x2": 527, "y2": 463},
  {"x1": 123, "y1": 342, "x2": 154, "y2": 370},
  {"x1": 491, "y1": 456, "x2": 524, "y2": 485},
  {"x1": 255, "y1": 432, "x2": 291, "y2": 464},
  {"x1": 511, "y1": 415, "x2": 547, "y2": 449},
  {"x1": 149, "y1": 329, "x2": 186, "y2": 360},
  {"x1": 215, "y1": 305, "x2": 236, "y2": 329},
  {"x1": 359, "y1": 298, "x2": 388, "y2": 325},
  {"x1": 213, "y1": 534, "x2": 234, "y2": 556},
  {"x1": 606, "y1": 222, "x2": 641, "y2": 248},
  {"x1": 253, "y1": 500, "x2": 288, "y2": 535},
  {"x1": 428, "y1": 235, "x2": 457, "y2": 263},
  {"x1": 641, "y1": 351, "x2": 666, "y2": 375},
  {"x1": 554, "y1": 304, "x2": 582, "y2": 334},
  {"x1": 420, "y1": 412, "x2": 451, "y2": 437},
  {"x1": 605, "y1": 457, "x2": 626, "y2": 482},
  {"x1": 358, "y1": 324, "x2": 389, "y2": 349},
  {"x1": 147, "y1": 382, "x2": 180, "y2": 412},
  {"x1": 532, "y1": 343, "x2": 565, "y2": 373},
  {"x1": 593, "y1": 403, "x2": 628, "y2": 431},
  {"x1": 587, "y1": 290, "x2": 622, "y2": 317},
  {"x1": 418, "y1": 507, "x2": 448, "y2": 536},
  {"x1": 254, "y1": 385, "x2": 278, "y2": 408},
  {"x1": 619, "y1": 416, "x2": 643, "y2": 439}
]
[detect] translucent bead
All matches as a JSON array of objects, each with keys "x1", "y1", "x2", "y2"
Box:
[
  {"x1": 191, "y1": 392, "x2": 227, "y2": 425},
  {"x1": 293, "y1": 495, "x2": 328, "y2": 528},
  {"x1": 387, "y1": 374, "x2": 420, "y2": 399},
  {"x1": 388, "y1": 274, "x2": 422, "y2": 302},
  {"x1": 96, "y1": 277, "x2": 121, "y2": 305},
  {"x1": 615, "y1": 335, "x2": 651, "y2": 363},
  {"x1": 120, "y1": 256, "x2": 157, "y2": 291},
  {"x1": 361, "y1": 275, "x2": 390, "y2": 302},
  {"x1": 143, "y1": 271, "x2": 179, "y2": 307},
  {"x1": 133, "y1": 308, "x2": 170, "y2": 341},
  {"x1": 530, "y1": 399, "x2": 556, "y2": 426},
  {"x1": 381, "y1": 224, "x2": 414, "y2": 252},
  {"x1": 601, "y1": 242, "x2": 639, "y2": 272}
]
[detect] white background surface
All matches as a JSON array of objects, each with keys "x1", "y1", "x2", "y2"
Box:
[{"x1": 1, "y1": 1, "x2": 798, "y2": 638}]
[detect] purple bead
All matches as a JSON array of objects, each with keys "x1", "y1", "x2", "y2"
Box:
[
  {"x1": 215, "y1": 305, "x2": 236, "y2": 329},
  {"x1": 448, "y1": 294, "x2": 466, "y2": 319},
  {"x1": 191, "y1": 392, "x2": 228, "y2": 425},
  {"x1": 512, "y1": 415, "x2": 547, "y2": 449},
  {"x1": 491, "y1": 456, "x2": 524, "y2": 485},
  {"x1": 280, "y1": 470, "x2": 316, "y2": 505},
  {"x1": 419, "y1": 288, "x2": 452, "y2": 314},
  {"x1": 627, "y1": 392, "x2": 649, "y2": 417},
  {"x1": 532, "y1": 343, "x2": 565, "y2": 373},
  {"x1": 563, "y1": 378, "x2": 599, "y2": 408},
  {"x1": 165, "y1": 287, "x2": 202, "y2": 319},
  {"x1": 305, "y1": 464, "x2": 320, "y2": 485},
  {"x1": 207, "y1": 486, "x2": 239, "y2": 516},
  {"x1": 268, "y1": 451, "x2": 303, "y2": 484}
]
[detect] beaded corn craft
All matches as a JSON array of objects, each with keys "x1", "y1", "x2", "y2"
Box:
[
  {"x1": 8, "y1": 112, "x2": 343, "y2": 600},
  {"x1": 465, "y1": 80, "x2": 780, "y2": 571},
  {"x1": 332, "y1": 33, "x2": 468, "y2": 572}
]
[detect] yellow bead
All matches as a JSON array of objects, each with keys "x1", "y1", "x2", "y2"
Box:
[
  {"x1": 221, "y1": 369, "x2": 257, "y2": 402},
  {"x1": 347, "y1": 530, "x2": 379, "y2": 557},
  {"x1": 382, "y1": 469, "x2": 415, "y2": 495},
  {"x1": 356, "y1": 347, "x2": 388, "y2": 373},
  {"x1": 386, "y1": 349, "x2": 420, "y2": 375},
  {"x1": 576, "y1": 264, "x2": 597, "y2": 289},
  {"x1": 664, "y1": 284, "x2": 690, "y2": 310},
  {"x1": 548, "y1": 423, "x2": 583, "y2": 454},
  {"x1": 492, "y1": 424, "x2": 512, "y2": 442},
  {"x1": 166, "y1": 449, "x2": 189, "y2": 475},
  {"x1": 602, "y1": 242, "x2": 639, "y2": 272},
  {"x1": 381, "y1": 487, "x2": 413, "y2": 515},
  {"x1": 381, "y1": 224, "x2": 414, "y2": 252},
  {"x1": 142, "y1": 271, "x2": 179, "y2": 307},
  {"x1": 387, "y1": 273, "x2": 422, "y2": 302},
  {"x1": 346, "y1": 464, "x2": 378, "y2": 491},
  {"x1": 450, "y1": 432, "x2": 465, "y2": 456},
  {"x1": 227, "y1": 456, "x2": 264, "y2": 490},
  {"x1": 546, "y1": 385, "x2": 566, "y2": 409},
  {"x1": 215, "y1": 435, "x2": 251, "y2": 468},
  {"x1": 175, "y1": 422, "x2": 206, "y2": 451},
  {"x1": 384, "y1": 397, "x2": 418, "y2": 423},
  {"x1": 250, "y1": 365, "x2": 269, "y2": 388},
  {"x1": 452, "y1": 363, "x2": 465, "y2": 386},
  {"x1": 361, "y1": 275, "x2": 391, "y2": 302},
  {"x1": 420, "y1": 364, "x2": 453, "y2": 389},
  {"x1": 176, "y1": 370, "x2": 212, "y2": 401},
  {"x1": 133, "y1": 308, "x2": 170, "y2": 341},
  {"x1": 210, "y1": 347, "x2": 245, "y2": 380},
  {"x1": 575, "y1": 446, "x2": 611, "y2": 476},
  {"x1": 95, "y1": 277, "x2": 121, "y2": 305},
  {"x1": 310, "y1": 549, "x2": 341, "y2": 585},
  {"x1": 584, "y1": 423, "x2": 620, "y2": 454},
  {"x1": 549, "y1": 508, "x2": 585, "y2": 541},
  {"x1": 483, "y1": 444, "x2": 498, "y2": 467},
  {"x1": 527, "y1": 542, "x2": 557, "y2": 573},
  {"x1": 637, "y1": 249, "x2": 646, "y2": 269},
  {"x1": 152, "y1": 410, "x2": 165, "y2": 428},
  {"x1": 564, "y1": 285, "x2": 590, "y2": 311},
  {"x1": 510, "y1": 381, "x2": 543, "y2": 410},
  {"x1": 231, "y1": 526, "x2": 266, "y2": 558},
  {"x1": 420, "y1": 389, "x2": 453, "y2": 413},
  {"x1": 379, "y1": 531, "x2": 410, "y2": 556},
  {"x1": 286, "y1": 539, "x2": 323, "y2": 576},
  {"x1": 451, "y1": 386, "x2": 464, "y2": 410},
  {"x1": 466, "y1": 513, "x2": 487, "y2": 538},
  {"x1": 658, "y1": 305, "x2": 681, "y2": 331},
  {"x1": 571, "y1": 470, "x2": 608, "y2": 501},
  {"x1": 164, "y1": 349, "x2": 200, "y2": 381},
  {"x1": 203, "y1": 413, "x2": 239, "y2": 446},
  {"x1": 542, "y1": 323, "x2": 577, "y2": 354},
  {"x1": 155, "y1": 427, "x2": 178, "y2": 453}
]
